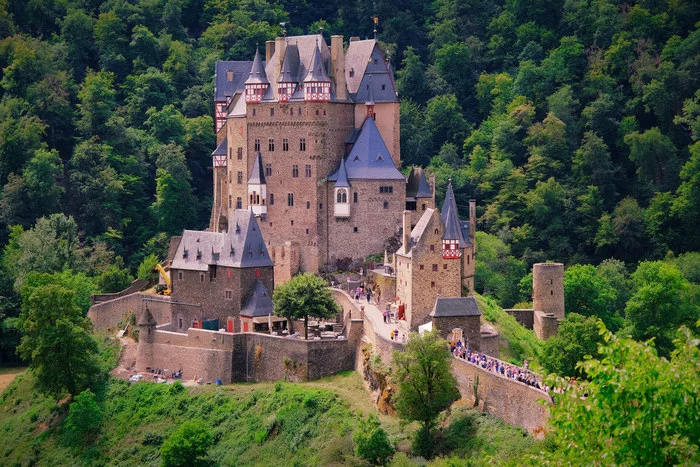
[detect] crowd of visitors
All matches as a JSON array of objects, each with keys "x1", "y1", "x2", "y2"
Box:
[{"x1": 450, "y1": 342, "x2": 549, "y2": 394}]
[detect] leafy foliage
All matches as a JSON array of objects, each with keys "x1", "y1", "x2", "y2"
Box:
[
  {"x1": 273, "y1": 273, "x2": 341, "y2": 339},
  {"x1": 541, "y1": 313, "x2": 604, "y2": 378},
  {"x1": 64, "y1": 389, "x2": 103, "y2": 446},
  {"x1": 352, "y1": 414, "x2": 394, "y2": 464},
  {"x1": 160, "y1": 420, "x2": 213, "y2": 467}
]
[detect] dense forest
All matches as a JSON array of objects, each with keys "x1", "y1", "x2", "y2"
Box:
[{"x1": 0, "y1": 0, "x2": 698, "y2": 364}]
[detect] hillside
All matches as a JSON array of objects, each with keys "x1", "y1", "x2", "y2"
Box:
[{"x1": 0, "y1": 370, "x2": 542, "y2": 466}]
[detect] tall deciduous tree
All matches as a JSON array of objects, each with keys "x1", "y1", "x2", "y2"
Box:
[
  {"x1": 17, "y1": 284, "x2": 100, "y2": 398},
  {"x1": 541, "y1": 313, "x2": 605, "y2": 377},
  {"x1": 564, "y1": 264, "x2": 620, "y2": 331},
  {"x1": 272, "y1": 273, "x2": 340, "y2": 340},
  {"x1": 393, "y1": 329, "x2": 460, "y2": 458}
]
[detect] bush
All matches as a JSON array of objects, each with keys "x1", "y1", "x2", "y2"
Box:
[
  {"x1": 353, "y1": 415, "x2": 394, "y2": 465},
  {"x1": 137, "y1": 254, "x2": 160, "y2": 282},
  {"x1": 97, "y1": 265, "x2": 134, "y2": 293},
  {"x1": 160, "y1": 420, "x2": 213, "y2": 467},
  {"x1": 64, "y1": 389, "x2": 103, "y2": 446}
]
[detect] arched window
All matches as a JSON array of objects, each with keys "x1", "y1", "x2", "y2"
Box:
[{"x1": 336, "y1": 189, "x2": 347, "y2": 203}]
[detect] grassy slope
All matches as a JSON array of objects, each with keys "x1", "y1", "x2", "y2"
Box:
[
  {"x1": 1, "y1": 369, "x2": 542, "y2": 466},
  {"x1": 475, "y1": 294, "x2": 544, "y2": 368}
]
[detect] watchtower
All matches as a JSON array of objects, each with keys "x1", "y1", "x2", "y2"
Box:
[{"x1": 532, "y1": 263, "x2": 565, "y2": 320}]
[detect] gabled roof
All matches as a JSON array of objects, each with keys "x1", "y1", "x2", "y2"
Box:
[
  {"x1": 248, "y1": 152, "x2": 266, "y2": 184},
  {"x1": 211, "y1": 137, "x2": 227, "y2": 156},
  {"x1": 215, "y1": 61, "x2": 254, "y2": 101},
  {"x1": 430, "y1": 297, "x2": 481, "y2": 318},
  {"x1": 245, "y1": 48, "x2": 269, "y2": 85},
  {"x1": 406, "y1": 167, "x2": 433, "y2": 198},
  {"x1": 334, "y1": 157, "x2": 350, "y2": 188},
  {"x1": 396, "y1": 208, "x2": 438, "y2": 257},
  {"x1": 345, "y1": 40, "x2": 376, "y2": 94},
  {"x1": 328, "y1": 117, "x2": 404, "y2": 181},
  {"x1": 345, "y1": 40, "x2": 398, "y2": 103},
  {"x1": 228, "y1": 93, "x2": 247, "y2": 117},
  {"x1": 240, "y1": 280, "x2": 274, "y2": 318},
  {"x1": 171, "y1": 210, "x2": 273, "y2": 271},
  {"x1": 441, "y1": 181, "x2": 468, "y2": 247},
  {"x1": 304, "y1": 43, "x2": 331, "y2": 82}
]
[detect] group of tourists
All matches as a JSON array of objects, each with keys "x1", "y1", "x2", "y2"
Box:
[{"x1": 450, "y1": 342, "x2": 548, "y2": 393}]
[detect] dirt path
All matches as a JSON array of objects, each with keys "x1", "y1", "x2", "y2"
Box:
[{"x1": 0, "y1": 368, "x2": 26, "y2": 392}]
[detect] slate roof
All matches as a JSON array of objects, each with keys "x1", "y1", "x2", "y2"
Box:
[
  {"x1": 396, "y1": 208, "x2": 437, "y2": 256},
  {"x1": 304, "y1": 44, "x2": 331, "y2": 82},
  {"x1": 268, "y1": 35, "x2": 331, "y2": 86},
  {"x1": 215, "y1": 61, "x2": 254, "y2": 101},
  {"x1": 328, "y1": 117, "x2": 404, "y2": 181},
  {"x1": 246, "y1": 48, "x2": 269, "y2": 84},
  {"x1": 441, "y1": 181, "x2": 469, "y2": 247},
  {"x1": 171, "y1": 210, "x2": 273, "y2": 271},
  {"x1": 345, "y1": 39, "x2": 398, "y2": 103},
  {"x1": 406, "y1": 167, "x2": 433, "y2": 198},
  {"x1": 211, "y1": 137, "x2": 227, "y2": 156},
  {"x1": 240, "y1": 280, "x2": 274, "y2": 318},
  {"x1": 430, "y1": 297, "x2": 481, "y2": 318},
  {"x1": 278, "y1": 45, "x2": 299, "y2": 82},
  {"x1": 248, "y1": 152, "x2": 266, "y2": 184},
  {"x1": 334, "y1": 157, "x2": 350, "y2": 188}
]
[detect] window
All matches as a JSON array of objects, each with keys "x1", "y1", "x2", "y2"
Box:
[
  {"x1": 282, "y1": 138, "x2": 289, "y2": 151},
  {"x1": 306, "y1": 228, "x2": 309, "y2": 234},
  {"x1": 419, "y1": 265, "x2": 424, "y2": 270},
  {"x1": 268, "y1": 138, "x2": 274, "y2": 151},
  {"x1": 349, "y1": 69, "x2": 354, "y2": 77},
  {"x1": 179, "y1": 318, "x2": 183, "y2": 329},
  {"x1": 252, "y1": 108, "x2": 256, "y2": 116},
  {"x1": 306, "y1": 201, "x2": 310, "y2": 209},
  {"x1": 269, "y1": 193, "x2": 274, "y2": 205},
  {"x1": 319, "y1": 203, "x2": 323, "y2": 209},
  {"x1": 292, "y1": 165, "x2": 299, "y2": 177},
  {"x1": 236, "y1": 197, "x2": 242, "y2": 209},
  {"x1": 228, "y1": 195, "x2": 232, "y2": 208},
  {"x1": 265, "y1": 163, "x2": 272, "y2": 177},
  {"x1": 227, "y1": 70, "x2": 233, "y2": 82},
  {"x1": 383, "y1": 201, "x2": 388, "y2": 209},
  {"x1": 432, "y1": 264, "x2": 438, "y2": 271},
  {"x1": 254, "y1": 139, "x2": 260, "y2": 151},
  {"x1": 353, "y1": 227, "x2": 358, "y2": 233},
  {"x1": 431, "y1": 281, "x2": 436, "y2": 288},
  {"x1": 225, "y1": 290, "x2": 233, "y2": 300},
  {"x1": 381, "y1": 84, "x2": 386, "y2": 90},
  {"x1": 315, "y1": 109, "x2": 319, "y2": 116},
  {"x1": 379, "y1": 186, "x2": 393, "y2": 194},
  {"x1": 178, "y1": 271, "x2": 183, "y2": 280},
  {"x1": 229, "y1": 147, "x2": 232, "y2": 160},
  {"x1": 305, "y1": 164, "x2": 311, "y2": 177},
  {"x1": 200, "y1": 273, "x2": 205, "y2": 282},
  {"x1": 287, "y1": 193, "x2": 294, "y2": 206},
  {"x1": 209, "y1": 265, "x2": 217, "y2": 281},
  {"x1": 237, "y1": 147, "x2": 243, "y2": 160},
  {"x1": 270, "y1": 108, "x2": 274, "y2": 117},
  {"x1": 430, "y1": 245, "x2": 435, "y2": 251},
  {"x1": 336, "y1": 189, "x2": 347, "y2": 203},
  {"x1": 291, "y1": 220, "x2": 294, "y2": 225},
  {"x1": 443, "y1": 264, "x2": 448, "y2": 270},
  {"x1": 300, "y1": 138, "x2": 306, "y2": 151},
  {"x1": 237, "y1": 171, "x2": 243, "y2": 184},
  {"x1": 422, "y1": 203, "x2": 426, "y2": 211}
]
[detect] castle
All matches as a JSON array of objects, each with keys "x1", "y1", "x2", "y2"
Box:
[{"x1": 209, "y1": 34, "x2": 435, "y2": 281}]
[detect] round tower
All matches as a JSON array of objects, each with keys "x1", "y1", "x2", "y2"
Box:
[
  {"x1": 532, "y1": 263, "x2": 565, "y2": 320},
  {"x1": 135, "y1": 306, "x2": 157, "y2": 372}
]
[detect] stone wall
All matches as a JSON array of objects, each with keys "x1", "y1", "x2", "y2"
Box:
[
  {"x1": 88, "y1": 293, "x2": 172, "y2": 331},
  {"x1": 533, "y1": 310, "x2": 559, "y2": 340},
  {"x1": 90, "y1": 279, "x2": 149, "y2": 305},
  {"x1": 532, "y1": 263, "x2": 565, "y2": 320},
  {"x1": 432, "y1": 315, "x2": 481, "y2": 350},
  {"x1": 451, "y1": 357, "x2": 550, "y2": 436},
  {"x1": 366, "y1": 270, "x2": 396, "y2": 311},
  {"x1": 270, "y1": 241, "x2": 300, "y2": 285},
  {"x1": 504, "y1": 308, "x2": 534, "y2": 329}
]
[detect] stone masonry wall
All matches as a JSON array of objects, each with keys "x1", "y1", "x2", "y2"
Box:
[
  {"x1": 432, "y1": 315, "x2": 481, "y2": 349},
  {"x1": 451, "y1": 357, "x2": 550, "y2": 436},
  {"x1": 533, "y1": 310, "x2": 559, "y2": 340},
  {"x1": 88, "y1": 293, "x2": 172, "y2": 331},
  {"x1": 504, "y1": 308, "x2": 535, "y2": 330}
]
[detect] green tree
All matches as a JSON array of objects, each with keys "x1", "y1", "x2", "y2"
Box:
[
  {"x1": 17, "y1": 284, "x2": 100, "y2": 398},
  {"x1": 151, "y1": 144, "x2": 197, "y2": 235},
  {"x1": 564, "y1": 264, "x2": 621, "y2": 331},
  {"x1": 160, "y1": 420, "x2": 213, "y2": 467},
  {"x1": 425, "y1": 94, "x2": 469, "y2": 155},
  {"x1": 396, "y1": 46, "x2": 429, "y2": 105},
  {"x1": 533, "y1": 325, "x2": 700, "y2": 465},
  {"x1": 97, "y1": 265, "x2": 134, "y2": 294},
  {"x1": 474, "y1": 231, "x2": 526, "y2": 307},
  {"x1": 352, "y1": 414, "x2": 394, "y2": 465},
  {"x1": 624, "y1": 127, "x2": 679, "y2": 193},
  {"x1": 64, "y1": 388, "x2": 103, "y2": 445},
  {"x1": 625, "y1": 261, "x2": 697, "y2": 356},
  {"x1": 541, "y1": 313, "x2": 604, "y2": 377},
  {"x1": 393, "y1": 330, "x2": 460, "y2": 459},
  {"x1": 272, "y1": 273, "x2": 340, "y2": 340},
  {"x1": 23, "y1": 148, "x2": 64, "y2": 218},
  {"x1": 59, "y1": 10, "x2": 95, "y2": 80},
  {"x1": 0, "y1": 97, "x2": 46, "y2": 184},
  {"x1": 76, "y1": 70, "x2": 116, "y2": 138}
]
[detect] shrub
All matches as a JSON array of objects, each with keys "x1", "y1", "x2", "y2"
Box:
[
  {"x1": 160, "y1": 420, "x2": 213, "y2": 467},
  {"x1": 352, "y1": 415, "x2": 394, "y2": 465},
  {"x1": 137, "y1": 254, "x2": 160, "y2": 282},
  {"x1": 97, "y1": 265, "x2": 134, "y2": 293},
  {"x1": 64, "y1": 389, "x2": 103, "y2": 446}
]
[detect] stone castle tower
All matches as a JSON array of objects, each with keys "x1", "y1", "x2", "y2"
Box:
[
  {"x1": 210, "y1": 34, "x2": 424, "y2": 279},
  {"x1": 532, "y1": 262, "x2": 565, "y2": 339}
]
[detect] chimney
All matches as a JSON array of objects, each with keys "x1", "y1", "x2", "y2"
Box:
[
  {"x1": 331, "y1": 35, "x2": 348, "y2": 101},
  {"x1": 469, "y1": 199, "x2": 476, "y2": 251},
  {"x1": 265, "y1": 40, "x2": 275, "y2": 63},
  {"x1": 272, "y1": 37, "x2": 287, "y2": 99},
  {"x1": 350, "y1": 36, "x2": 360, "y2": 42},
  {"x1": 402, "y1": 210, "x2": 411, "y2": 253}
]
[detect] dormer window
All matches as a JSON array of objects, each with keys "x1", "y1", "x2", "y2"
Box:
[
  {"x1": 183, "y1": 249, "x2": 188, "y2": 259},
  {"x1": 196, "y1": 249, "x2": 202, "y2": 260},
  {"x1": 336, "y1": 189, "x2": 348, "y2": 203},
  {"x1": 227, "y1": 70, "x2": 233, "y2": 82}
]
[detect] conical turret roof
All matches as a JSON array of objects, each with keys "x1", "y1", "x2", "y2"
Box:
[
  {"x1": 334, "y1": 157, "x2": 351, "y2": 188},
  {"x1": 441, "y1": 180, "x2": 468, "y2": 247},
  {"x1": 278, "y1": 45, "x2": 297, "y2": 83},
  {"x1": 304, "y1": 43, "x2": 330, "y2": 82},
  {"x1": 248, "y1": 152, "x2": 266, "y2": 184},
  {"x1": 245, "y1": 48, "x2": 269, "y2": 85}
]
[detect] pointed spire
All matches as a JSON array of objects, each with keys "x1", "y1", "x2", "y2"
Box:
[
  {"x1": 304, "y1": 43, "x2": 330, "y2": 82},
  {"x1": 334, "y1": 157, "x2": 351, "y2": 188},
  {"x1": 246, "y1": 48, "x2": 269, "y2": 85},
  {"x1": 441, "y1": 179, "x2": 468, "y2": 246},
  {"x1": 248, "y1": 152, "x2": 266, "y2": 184},
  {"x1": 277, "y1": 46, "x2": 296, "y2": 83}
]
